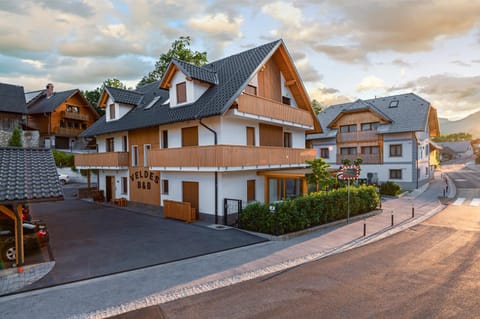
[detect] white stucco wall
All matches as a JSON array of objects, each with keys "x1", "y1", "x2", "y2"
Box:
[
  {"x1": 96, "y1": 132, "x2": 128, "y2": 152},
  {"x1": 98, "y1": 169, "x2": 130, "y2": 200},
  {"x1": 105, "y1": 96, "x2": 133, "y2": 122}
]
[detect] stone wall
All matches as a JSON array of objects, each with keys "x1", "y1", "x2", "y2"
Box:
[{"x1": 0, "y1": 129, "x2": 40, "y2": 148}]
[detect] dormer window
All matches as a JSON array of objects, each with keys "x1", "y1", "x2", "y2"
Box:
[
  {"x1": 176, "y1": 82, "x2": 187, "y2": 104},
  {"x1": 109, "y1": 103, "x2": 116, "y2": 120}
]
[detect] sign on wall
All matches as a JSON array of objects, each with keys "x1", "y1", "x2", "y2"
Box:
[{"x1": 130, "y1": 170, "x2": 159, "y2": 190}]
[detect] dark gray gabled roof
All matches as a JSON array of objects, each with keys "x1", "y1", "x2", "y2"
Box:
[
  {"x1": 437, "y1": 141, "x2": 472, "y2": 153},
  {"x1": 0, "y1": 83, "x2": 26, "y2": 114},
  {"x1": 0, "y1": 148, "x2": 63, "y2": 203},
  {"x1": 81, "y1": 39, "x2": 283, "y2": 137},
  {"x1": 171, "y1": 58, "x2": 218, "y2": 85},
  {"x1": 26, "y1": 89, "x2": 78, "y2": 114},
  {"x1": 330, "y1": 99, "x2": 392, "y2": 127},
  {"x1": 104, "y1": 86, "x2": 144, "y2": 106},
  {"x1": 308, "y1": 93, "x2": 432, "y2": 140}
]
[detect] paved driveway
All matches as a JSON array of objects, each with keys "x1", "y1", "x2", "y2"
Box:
[{"x1": 21, "y1": 186, "x2": 266, "y2": 291}]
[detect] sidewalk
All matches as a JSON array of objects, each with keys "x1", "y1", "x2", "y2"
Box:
[{"x1": 0, "y1": 172, "x2": 452, "y2": 319}]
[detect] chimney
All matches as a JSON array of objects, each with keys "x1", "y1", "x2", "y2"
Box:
[{"x1": 46, "y1": 83, "x2": 54, "y2": 98}]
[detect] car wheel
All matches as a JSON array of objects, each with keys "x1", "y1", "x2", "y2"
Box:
[
  {"x1": 59, "y1": 179, "x2": 66, "y2": 185},
  {"x1": 1, "y1": 244, "x2": 16, "y2": 262}
]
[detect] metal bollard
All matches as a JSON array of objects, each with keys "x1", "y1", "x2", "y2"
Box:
[
  {"x1": 363, "y1": 219, "x2": 367, "y2": 237},
  {"x1": 412, "y1": 206, "x2": 415, "y2": 218},
  {"x1": 391, "y1": 210, "x2": 394, "y2": 226}
]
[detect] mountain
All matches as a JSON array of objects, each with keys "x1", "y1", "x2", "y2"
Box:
[{"x1": 438, "y1": 110, "x2": 480, "y2": 138}]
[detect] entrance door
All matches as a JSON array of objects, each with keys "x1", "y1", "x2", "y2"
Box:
[
  {"x1": 182, "y1": 181, "x2": 199, "y2": 218},
  {"x1": 105, "y1": 176, "x2": 115, "y2": 202}
]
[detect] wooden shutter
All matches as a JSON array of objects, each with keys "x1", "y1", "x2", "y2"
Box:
[
  {"x1": 246, "y1": 127, "x2": 255, "y2": 146},
  {"x1": 247, "y1": 180, "x2": 256, "y2": 202},
  {"x1": 259, "y1": 123, "x2": 283, "y2": 146},
  {"x1": 176, "y1": 82, "x2": 187, "y2": 103},
  {"x1": 182, "y1": 126, "x2": 198, "y2": 146}
]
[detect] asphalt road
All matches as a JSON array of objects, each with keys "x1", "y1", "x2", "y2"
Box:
[
  {"x1": 14, "y1": 184, "x2": 265, "y2": 292},
  {"x1": 156, "y1": 203, "x2": 480, "y2": 319}
]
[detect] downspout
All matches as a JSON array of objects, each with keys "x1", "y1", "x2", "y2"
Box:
[
  {"x1": 413, "y1": 133, "x2": 418, "y2": 189},
  {"x1": 199, "y1": 118, "x2": 219, "y2": 224}
]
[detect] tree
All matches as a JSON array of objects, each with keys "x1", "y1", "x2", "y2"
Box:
[
  {"x1": 8, "y1": 125, "x2": 22, "y2": 147},
  {"x1": 433, "y1": 132, "x2": 473, "y2": 142},
  {"x1": 83, "y1": 78, "x2": 127, "y2": 116},
  {"x1": 306, "y1": 158, "x2": 332, "y2": 192},
  {"x1": 137, "y1": 36, "x2": 208, "y2": 87},
  {"x1": 311, "y1": 99, "x2": 324, "y2": 115}
]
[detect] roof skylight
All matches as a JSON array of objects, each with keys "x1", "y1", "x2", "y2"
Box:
[{"x1": 144, "y1": 96, "x2": 161, "y2": 110}]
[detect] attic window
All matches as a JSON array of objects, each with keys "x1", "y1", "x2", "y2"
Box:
[
  {"x1": 144, "y1": 96, "x2": 161, "y2": 110},
  {"x1": 389, "y1": 100, "x2": 399, "y2": 108},
  {"x1": 176, "y1": 82, "x2": 186, "y2": 103}
]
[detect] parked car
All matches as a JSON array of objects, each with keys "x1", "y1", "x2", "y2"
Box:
[
  {"x1": 0, "y1": 219, "x2": 49, "y2": 262},
  {"x1": 58, "y1": 173, "x2": 70, "y2": 185},
  {"x1": 0, "y1": 204, "x2": 32, "y2": 221}
]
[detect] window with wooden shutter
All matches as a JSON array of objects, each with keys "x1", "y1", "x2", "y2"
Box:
[
  {"x1": 246, "y1": 127, "x2": 255, "y2": 146},
  {"x1": 182, "y1": 126, "x2": 198, "y2": 146},
  {"x1": 176, "y1": 82, "x2": 187, "y2": 104},
  {"x1": 109, "y1": 103, "x2": 115, "y2": 120}
]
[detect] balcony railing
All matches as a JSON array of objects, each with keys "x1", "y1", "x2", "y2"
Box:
[
  {"x1": 55, "y1": 127, "x2": 84, "y2": 137},
  {"x1": 337, "y1": 131, "x2": 379, "y2": 143},
  {"x1": 336, "y1": 153, "x2": 381, "y2": 165},
  {"x1": 149, "y1": 145, "x2": 316, "y2": 168},
  {"x1": 61, "y1": 111, "x2": 89, "y2": 121},
  {"x1": 75, "y1": 152, "x2": 129, "y2": 168},
  {"x1": 236, "y1": 93, "x2": 314, "y2": 127}
]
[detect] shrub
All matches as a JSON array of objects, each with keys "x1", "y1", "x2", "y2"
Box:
[
  {"x1": 239, "y1": 185, "x2": 380, "y2": 235},
  {"x1": 476, "y1": 153, "x2": 480, "y2": 164},
  {"x1": 379, "y1": 181, "x2": 402, "y2": 196},
  {"x1": 52, "y1": 150, "x2": 75, "y2": 168}
]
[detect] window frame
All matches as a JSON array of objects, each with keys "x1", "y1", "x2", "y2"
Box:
[
  {"x1": 109, "y1": 103, "x2": 116, "y2": 120},
  {"x1": 144, "y1": 144, "x2": 151, "y2": 167},
  {"x1": 340, "y1": 124, "x2": 357, "y2": 133},
  {"x1": 121, "y1": 177, "x2": 128, "y2": 194},
  {"x1": 132, "y1": 145, "x2": 139, "y2": 167},
  {"x1": 244, "y1": 84, "x2": 257, "y2": 95},
  {"x1": 320, "y1": 147, "x2": 329, "y2": 159},
  {"x1": 106, "y1": 137, "x2": 115, "y2": 153},
  {"x1": 389, "y1": 144, "x2": 403, "y2": 157},
  {"x1": 283, "y1": 131, "x2": 292, "y2": 148},
  {"x1": 162, "y1": 179, "x2": 169, "y2": 195},
  {"x1": 176, "y1": 82, "x2": 187, "y2": 104},
  {"x1": 161, "y1": 130, "x2": 169, "y2": 149},
  {"x1": 389, "y1": 169, "x2": 402, "y2": 179}
]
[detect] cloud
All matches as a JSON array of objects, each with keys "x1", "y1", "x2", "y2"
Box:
[
  {"x1": 314, "y1": 44, "x2": 367, "y2": 64},
  {"x1": 356, "y1": 75, "x2": 386, "y2": 92},
  {"x1": 388, "y1": 74, "x2": 480, "y2": 119},
  {"x1": 262, "y1": 2, "x2": 303, "y2": 28},
  {"x1": 309, "y1": 85, "x2": 351, "y2": 107},
  {"x1": 295, "y1": 56, "x2": 323, "y2": 82},
  {"x1": 392, "y1": 59, "x2": 411, "y2": 68},
  {"x1": 328, "y1": 0, "x2": 480, "y2": 53},
  {"x1": 37, "y1": 0, "x2": 94, "y2": 17},
  {"x1": 451, "y1": 60, "x2": 471, "y2": 67}
]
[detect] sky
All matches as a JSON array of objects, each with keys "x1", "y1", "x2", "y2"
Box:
[{"x1": 0, "y1": 0, "x2": 479, "y2": 121}]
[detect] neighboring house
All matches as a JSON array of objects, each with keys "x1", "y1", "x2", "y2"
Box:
[
  {"x1": 437, "y1": 141, "x2": 473, "y2": 161},
  {"x1": 307, "y1": 93, "x2": 440, "y2": 190},
  {"x1": 0, "y1": 82, "x2": 40, "y2": 147},
  {"x1": 26, "y1": 84, "x2": 100, "y2": 149},
  {"x1": 75, "y1": 39, "x2": 321, "y2": 222}
]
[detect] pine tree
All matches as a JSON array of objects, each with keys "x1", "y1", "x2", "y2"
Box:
[{"x1": 8, "y1": 125, "x2": 23, "y2": 147}]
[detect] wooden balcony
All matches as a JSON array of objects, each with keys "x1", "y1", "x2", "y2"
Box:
[
  {"x1": 55, "y1": 127, "x2": 83, "y2": 137},
  {"x1": 236, "y1": 93, "x2": 314, "y2": 127},
  {"x1": 336, "y1": 153, "x2": 381, "y2": 165},
  {"x1": 337, "y1": 131, "x2": 379, "y2": 143},
  {"x1": 61, "y1": 111, "x2": 89, "y2": 121},
  {"x1": 75, "y1": 152, "x2": 129, "y2": 168},
  {"x1": 149, "y1": 145, "x2": 316, "y2": 169}
]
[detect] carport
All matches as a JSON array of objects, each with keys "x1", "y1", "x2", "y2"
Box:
[{"x1": 0, "y1": 147, "x2": 63, "y2": 269}]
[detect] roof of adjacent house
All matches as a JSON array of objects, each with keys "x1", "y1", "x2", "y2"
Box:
[
  {"x1": 81, "y1": 39, "x2": 285, "y2": 137},
  {"x1": 308, "y1": 93, "x2": 433, "y2": 139},
  {"x1": 437, "y1": 141, "x2": 472, "y2": 153},
  {"x1": 0, "y1": 83, "x2": 26, "y2": 114},
  {"x1": 26, "y1": 89, "x2": 79, "y2": 114},
  {"x1": 0, "y1": 147, "x2": 64, "y2": 203}
]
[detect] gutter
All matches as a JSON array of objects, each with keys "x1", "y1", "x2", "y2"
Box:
[{"x1": 199, "y1": 118, "x2": 219, "y2": 224}]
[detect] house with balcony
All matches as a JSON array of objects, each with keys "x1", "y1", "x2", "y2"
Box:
[
  {"x1": 75, "y1": 39, "x2": 321, "y2": 222},
  {"x1": 307, "y1": 93, "x2": 440, "y2": 190},
  {"x1": 26, "y1": 83, "x2": 99, "y2": 149}
]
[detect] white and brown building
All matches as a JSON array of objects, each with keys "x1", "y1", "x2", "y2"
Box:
[{"x1": 75, "y1": 40, "x2": 322, "y2": 222}]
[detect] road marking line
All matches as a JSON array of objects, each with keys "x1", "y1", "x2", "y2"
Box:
[
  {"x1": 454, "y1": 179, "x2": 467, "y2": 182},
  {"x1": 452, "y1": 198, "x2": 466, "y2": 206},
  {"x1": 470, "y1": 198, "x2": 480, "y2": 207}
]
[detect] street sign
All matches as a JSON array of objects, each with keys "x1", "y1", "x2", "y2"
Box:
[{"x1": 339, "y1": 165, "x2": 359, "y2": 180}]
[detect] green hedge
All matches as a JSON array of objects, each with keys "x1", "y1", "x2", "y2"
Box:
[
  {"x1": 379, "y1": 181, "x2": 402, "y2": 196},
  {"x1": 239, "y1": 185, "x2": 380, "y2": 235}
]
